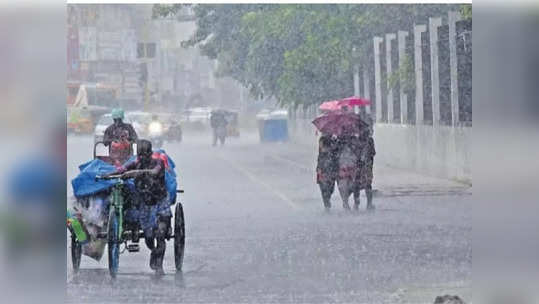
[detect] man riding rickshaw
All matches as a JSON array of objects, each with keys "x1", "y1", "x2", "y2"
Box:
[
  {"x1": 100, "y1": 140, "x2": 172, "y2": 274},
  {"x1": 68, "y1": 134, "x2": 185, "y2": 277}
]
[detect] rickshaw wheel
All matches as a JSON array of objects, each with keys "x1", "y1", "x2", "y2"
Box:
[
  {"x1": 71, "y1": 235, "x2": 82, "y2": 273},
  {"x1": 108, "y1": 209, "x2": 120, "y2": 278},
  {"x1": 174, "y1": 203, "x2": 185, "y2": 272}
]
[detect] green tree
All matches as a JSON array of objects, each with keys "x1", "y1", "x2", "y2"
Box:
[
  {"x1": 460, "y1": 4, "x2": 472, "y2": 20},
  {"x1": 154, "y1": 4, "x2": 460, "y2": 109}
]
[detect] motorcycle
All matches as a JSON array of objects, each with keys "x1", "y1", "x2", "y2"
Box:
[{"x1": 166, "y1": 121, "x2": 183, "y2": 143}]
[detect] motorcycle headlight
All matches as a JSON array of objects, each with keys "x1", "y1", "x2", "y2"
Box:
[{"x1": 149, "y1": 122, "x2": 163, "y2": 135}]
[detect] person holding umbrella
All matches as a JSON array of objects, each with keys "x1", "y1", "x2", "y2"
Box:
[
  {"x1": 316, "y1": 135, "x2": 339, "y2": 210},
  {"x1": 313, "y1": 96, "x2": 373, "y2": 210},
  {"x1": 356, "y1": 125, "x2": 376, "y2": 210}
]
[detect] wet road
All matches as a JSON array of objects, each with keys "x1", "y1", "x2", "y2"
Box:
[{"x1": 67, "y1": 131, "x2": 471, "y2": 303}]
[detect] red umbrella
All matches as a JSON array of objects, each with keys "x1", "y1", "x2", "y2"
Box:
[
  {"x1": 338, "y1": 96, "x2": 371, "y2": 107},
  {"x1": 312, "y1": 112, "x2": 368, "y2": 136}
]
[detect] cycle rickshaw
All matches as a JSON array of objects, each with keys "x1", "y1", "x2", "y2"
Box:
[{"x1": 68, "y1": 141, "x2": 185, "y2": 278}]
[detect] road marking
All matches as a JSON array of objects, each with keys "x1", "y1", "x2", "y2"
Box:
[
  {"x1": 265, "y1": 154, "x2": 312, "y2": 172},
  {"x1": 216, "y1": 154, "x2": 301, "y2": 211}
]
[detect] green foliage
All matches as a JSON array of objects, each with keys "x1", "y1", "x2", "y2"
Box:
[
  {"x1": 152, "y1": 4, "x2": 184, "y2": 19},
  {"x1": 387, "y1": 54, "x2": 415, "y2": 92},
  {"x1": 460, "y1": 4, "x2": 472, "y2": 20},
  {"x1": 153, "y1": 4, "x2": 460, "y2": 108}
]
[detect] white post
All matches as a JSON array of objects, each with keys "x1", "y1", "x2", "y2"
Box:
[
  {"x1": 398, "y1": 30, "x2": 409, "y2": 124},
  {"x1": 353, "y1": 65, "x2": 360, "y2": 114},
  {"x1": 239, "y1": 84, "x2": 244, "y2": 113},
  {"x1": 429, "y1": 17, "x2": 442, "y2": 127},
  {"x1": 385, "y1": 33, "x2": 396, "y2": 123},
  {"x1": 354, "y1": 66, "x2": 360, "y2": 97},
  {"x1": 373, "y1": 36, "x2": 384, "y2": 122},
  {"x1": 414, "y1": 24, "x2": 427, "y2": 125},
  {"x1": 208, "y1": 60, "x2": 217, "y2": 89},
  {"x1": 448, "y1": 11, "x2": 462, "y2": 127},
  {"x1": 363, "y1": 69, "x2": 371, "y2": 115}
]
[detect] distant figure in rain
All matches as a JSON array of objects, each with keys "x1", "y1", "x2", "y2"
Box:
[
  {"x1": 316, "y1": 135, "x2": 339, "y2": 210},
  {"x1": 210, "y1": 110, "x2": 228, "y2": 146}
]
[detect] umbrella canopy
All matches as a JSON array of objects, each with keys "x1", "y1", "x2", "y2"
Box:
[
  {"x1": 312, "y1": 112, "x2": 368, "y2": 136},
  {"x1": 319, "y1": 97, "x2": 371, "y2": 112},
  {"x1": 318, "y1": 100, "x2": 341, "y2": 112},
  {"x1": 338, "y1": 96, "x2": 371, "y2": 107}
]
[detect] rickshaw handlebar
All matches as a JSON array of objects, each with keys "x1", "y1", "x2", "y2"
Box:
[
  {"x1": 95, "y1": 176, "x2": 185, "y2": 193},
  {"x1": 95, "y1": 174, "x2": 123, "y2": 181}
]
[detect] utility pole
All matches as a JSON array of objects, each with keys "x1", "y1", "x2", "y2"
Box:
[{"x1": 142, "y1": 18, "x2": 150, "y2": 112}]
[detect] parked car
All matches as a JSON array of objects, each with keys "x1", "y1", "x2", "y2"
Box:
[{"x1": 185, "y1": 107, "x2": 212, "y2": 128}]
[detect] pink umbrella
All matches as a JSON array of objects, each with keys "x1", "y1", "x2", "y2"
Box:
[
  {"x1": 319, "y1": 97, "x2": 371, "y2": 112},
  {"x1": 312, "y1": 112, "x2": 368, "y2": 136},
  {"x1": 318, "y1": 100, "x2": 341, "y2": 112}
]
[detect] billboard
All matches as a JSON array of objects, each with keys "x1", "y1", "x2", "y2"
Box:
[
  {"x1": 98, "y1": 30, "x2": 137, "y2": 61},
  {"x1": 79, "y1": 27, "x2": 97, "y2": 61}
]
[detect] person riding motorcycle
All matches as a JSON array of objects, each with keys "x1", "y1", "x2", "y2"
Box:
[
  {"x1": 103, "y1": 108, "x2": 138, "y2": 165},
  {"x1": 148, "y1": 114, "x2": 164, "y2": 148},
  {"x1": 103, "y1": 139, "x2": 171, "y2": 275},
  {"x1": 166, "y1": 119, "x2": 182, "y2": 142}
]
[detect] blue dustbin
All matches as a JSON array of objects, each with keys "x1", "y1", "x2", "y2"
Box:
[{"x1": 261, "y1": 119, "x2": 288, "y2": 142}]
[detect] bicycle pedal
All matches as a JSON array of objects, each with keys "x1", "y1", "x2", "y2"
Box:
[{"x1": 127, "y1": 244, "x2": 139, "y2": 252}]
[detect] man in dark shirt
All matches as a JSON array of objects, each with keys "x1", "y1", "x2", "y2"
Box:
[
  {"x1": 105, "y1": 139, "x2": 171, "y2": 274},
  {"x1": 103, "y1": 108, "x2": 138, "y2": 146},
  {"x1": 103, "y1": 108, "x2": 138, "y2": 165}
]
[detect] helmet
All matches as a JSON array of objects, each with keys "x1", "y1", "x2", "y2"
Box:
[
  {"x1": 111, "y1": 108, "x2": 124, "y2": 120},
  {"x1": 137, "y1": 139, "x2": 152, "y2": 157}
]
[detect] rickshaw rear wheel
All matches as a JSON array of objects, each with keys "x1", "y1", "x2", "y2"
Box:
[
  {"x1": 174, "y1": 203, "x2": 185, "y2": 272},
  {"x1": 108, "y1": 209, "x2": 120, "y2": 278},
  {"x1": 71, "y1": 235, "x2": 82, "y2": 273}
]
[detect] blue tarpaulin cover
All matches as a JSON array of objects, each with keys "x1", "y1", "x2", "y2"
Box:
[{"x1": 71, "y1": 149, "x2": 177, "y2": 204}]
